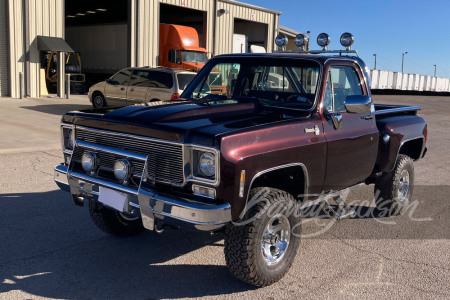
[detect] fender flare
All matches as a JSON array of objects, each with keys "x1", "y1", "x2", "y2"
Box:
[{"x1": 239, "y1": 163, "x2": 309, "y2": 219}]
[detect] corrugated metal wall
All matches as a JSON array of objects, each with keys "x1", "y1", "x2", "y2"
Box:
[
  {"x1": 216, "y1": 1, "x2": 277, "y2": 54},
  {"x1": 0, "y1": 0, "x2": 10, "y2": 96},
  {"x1": 369, "y1": 70, "x2": 450, "y2": 92},
  {"x1": 7, "y1": 0, "x2": 64, "y2": 98},
  {"x1": 136, "y1": 0, "x2": 159, "y2": 67},
  {"x1": 7, "y1": 0, "x2": 24, "y2": 98},
  {"x1": 136, "y1": 0, "x2": 277, "y2": 67},
  {"x1": 28, "y1": 0, "x2": 64, "y2": 98}
]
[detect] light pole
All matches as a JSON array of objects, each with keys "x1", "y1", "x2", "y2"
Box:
[
  {"x1": 373, "y1": 54, "x2": 377, "y2": 70},
  {"x1": 433, "y1": 64, "x2": 437, "y2": 77},
  {"x1": 401, "y1": 52, "x2": 408, "y2": 73}
]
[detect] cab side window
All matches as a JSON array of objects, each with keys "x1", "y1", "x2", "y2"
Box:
[
  {"x1": 129, "y1": 70, "x2": 150, "y2": 87},
  {"x1": 323, "y1": 72, "x2": 333, "y2": 112},
  {"x1": 111, "y1": 69, "x2": 131, "y2": 86},
  {"x1": 168, "y1": 50, "x2": 180, "y2": 64},
  {"x1": 323, "y1": 66, "x2": 363, "y2": 113},
  {"x1": 147, "y1": 71, "x2": 173, "y2": 89}
]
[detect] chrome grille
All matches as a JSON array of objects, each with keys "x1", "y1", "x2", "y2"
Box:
[{"x1": 74, "y1": 127, "x2": 184, "y2": 185}]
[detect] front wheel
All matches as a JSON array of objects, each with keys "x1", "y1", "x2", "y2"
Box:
[
  {"x1": 374, "y1": 154, "x2": 415, "y2": 216},
  {"x1": 88, "y1": 201, "x2": 145, "y2": 237},
  {"x1": 224, "y1": 187, "x2": 301, "y2": 287},
  {"x1": 92, "y1": 92, "x2": 106, "y2": 108}
]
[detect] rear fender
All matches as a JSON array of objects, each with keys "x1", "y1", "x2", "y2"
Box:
[{"x1": 375, "y1": 115, "x2": 427, "y2": 173}]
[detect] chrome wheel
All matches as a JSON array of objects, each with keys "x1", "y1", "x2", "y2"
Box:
[
  {"x1": 397, "y1": 169, "x2": 410, "y2": 201},
  {"x1": 93, "y1": 95, "x2": 104, "y2": 108},
  {"x1": 261, "y1": 214, "x2": 291, "y2": 266}
]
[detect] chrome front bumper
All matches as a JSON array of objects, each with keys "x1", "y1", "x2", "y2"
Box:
[{"x1": 54, "y1": 164, "x2": 231, "y2": 231}]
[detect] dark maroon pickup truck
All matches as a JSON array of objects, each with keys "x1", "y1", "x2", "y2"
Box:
[{"x1": 55, "y1": 52, "x2": 427, "y2": 286}]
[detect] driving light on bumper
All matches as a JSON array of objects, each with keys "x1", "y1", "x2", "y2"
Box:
[
  {"x1": 114, "y1": 159, "x2": 132, "y2": 181},
  {"x1": 81, "y1": 152, "x2": 97, "y2": 173}
]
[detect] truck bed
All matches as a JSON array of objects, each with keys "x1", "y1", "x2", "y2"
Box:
[{"x1": 374, "y1": 104, "x2": 422, "y2": 118}]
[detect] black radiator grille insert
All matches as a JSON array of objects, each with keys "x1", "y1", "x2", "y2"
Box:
[{"x1": 74, "y1": 127, "x2": 184, "y2": 185}]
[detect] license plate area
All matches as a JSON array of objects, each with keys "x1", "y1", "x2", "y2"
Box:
[{"x1": 98, "y1": 187, "x2": 129, "y2": 212}]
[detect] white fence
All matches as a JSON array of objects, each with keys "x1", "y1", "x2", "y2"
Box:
[{"x1": 369, "y1": 70, "x2": 450, "y2": 92}]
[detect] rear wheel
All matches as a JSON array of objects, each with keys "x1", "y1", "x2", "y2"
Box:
[
  {"x1": 224, "y1": 187, "x2": 301, "y2": 287},
  {"x1": 92, "y1": 92, "x2": 106, "y2": 108},
  {"x1": 374, "y1": 154, "x2": 414, "y2": 216},
  {"x1": 88, "y1": 201, "x2": 145, "y2": 237}
]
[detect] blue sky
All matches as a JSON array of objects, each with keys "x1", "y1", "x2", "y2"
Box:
[{"x1": 242, "y1": 0, "x2": 450, "y2": 78}]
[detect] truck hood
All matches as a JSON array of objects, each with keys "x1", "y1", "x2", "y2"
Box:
[{"x1": 63, "y1": 101, "x2": 310, "y2": 147}]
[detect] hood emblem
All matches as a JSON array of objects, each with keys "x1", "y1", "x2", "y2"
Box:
[{"x1": 305, "y1": 125, "x2": 320, "y2": 135}]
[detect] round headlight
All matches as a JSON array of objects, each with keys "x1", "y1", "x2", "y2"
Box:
[
  {"x1": 294, "y1": 34, "x2": 308, "y2": 47},
  {"x1": 199, "y1": 152, "x2": 215, "y2": 177},
  {"x1": 68, "y1": 129, "x2": 74, "y2": 149},
  {"x1": 340, "y1": 32, "x2": 354, "y2": 48},
  {"x1": 317, "y1": 33, "x2": 330, "y2": 48},
  {"x1": 114, "y1": 159, "x2": 132, "y2": 181},
  {"x1": 81, "y1": 151, "x2": 97, "y2": 173},
  {"x1": 275, "y1": 34, "x2": 288, "y2": 47}
]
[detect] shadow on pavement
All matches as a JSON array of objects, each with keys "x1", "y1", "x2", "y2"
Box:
[
  {"x1": 0, "y1": 190, "x2": 254, "y2": 299},
  {"x1": 20, "y1": 104, "x2": 92, "y2": 116}
]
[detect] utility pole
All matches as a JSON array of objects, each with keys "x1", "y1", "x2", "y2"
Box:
[
  {"x1": 373, "y1": 54, "x2": 377, "y2": 70},
  {"x1": 401, "y1": 52, "x2": 408, "y2": 73},
  {"x1": 433, "y1": 64, "x2": 437, "y2": 77}
]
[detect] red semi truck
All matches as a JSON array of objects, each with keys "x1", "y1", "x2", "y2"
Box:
[
  {"x1": 159, "y1": 23, "x2": 208, "y2": 71},
  {"x1": 159, "y1": 24, "x2": 227, "y2": 94}
]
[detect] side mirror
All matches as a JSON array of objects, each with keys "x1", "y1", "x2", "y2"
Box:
[
  {"x1": 345, "y1": 95, "x2": 371, "y2": 114},
  {"x1": 330, "y1": 113, "x2": 343, "y2": 130},
  {"x1": 106, "y1": 78, "x2": 112, "y2": 84}
]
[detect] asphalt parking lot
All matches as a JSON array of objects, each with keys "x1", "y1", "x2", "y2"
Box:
[{"x1": 0, "y1": 94, "x2": 449, "y2": 299}]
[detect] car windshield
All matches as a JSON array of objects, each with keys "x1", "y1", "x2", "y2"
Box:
[
  {"x1": 181, "y1": 57, "x2": 321, "y2": 111},
  {"x1": 181, "y1": 51, "x2": 208, "y2": 63}
]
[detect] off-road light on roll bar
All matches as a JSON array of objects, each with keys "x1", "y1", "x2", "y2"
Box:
[
  {"x1": 340, "y1": 32, "x2": 354, "y2": 50},
  {"x1": 275, "y1": 34, "x2": 288, "y2": 49},
  {"x1": 317, "y1": 33, "x2": 330, "y2": 51},
  {"x1": 294, "y1": 34, "x2": 308, "y2": 50}
]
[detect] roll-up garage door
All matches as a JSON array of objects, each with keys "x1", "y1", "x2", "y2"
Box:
[{"x1": 0, "y1": 0, "x2": 10, "y2": 96}]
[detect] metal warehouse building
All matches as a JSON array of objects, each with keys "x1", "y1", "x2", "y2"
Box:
[{"x1": 0, "y1": 0, "x2": 285, "y2": 98}]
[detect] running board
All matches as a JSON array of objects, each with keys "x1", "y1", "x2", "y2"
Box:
[{"x1": 320, "y1": 195, "x2": 356, "y2": 220}]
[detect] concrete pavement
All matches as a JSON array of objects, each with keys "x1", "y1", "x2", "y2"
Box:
[{"x1": 0, "y1": 95, "x2": 91, "y2": 154}]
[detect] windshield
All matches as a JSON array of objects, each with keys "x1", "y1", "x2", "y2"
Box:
[
  {"x1": 181, "y1": 51, "x2": 208, "y2": 63},
  {"x1": 208, "y1": 72, "x2": 223, "y2": 87},
  {"x1": 181, "y1": 58, "x2": 321, "y2": 110}
]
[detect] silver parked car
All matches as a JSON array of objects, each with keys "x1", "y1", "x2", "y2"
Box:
[{"x1": 88, "y1": 67, "x2": 196, "y2": 108}]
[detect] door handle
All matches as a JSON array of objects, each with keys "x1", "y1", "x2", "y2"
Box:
[
  {"x1": 120, "y1": 87, "x2": 125, "y2": 91},
  {"x1": 361, "y1": 114, "x2": 373, "y2": 120}
]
